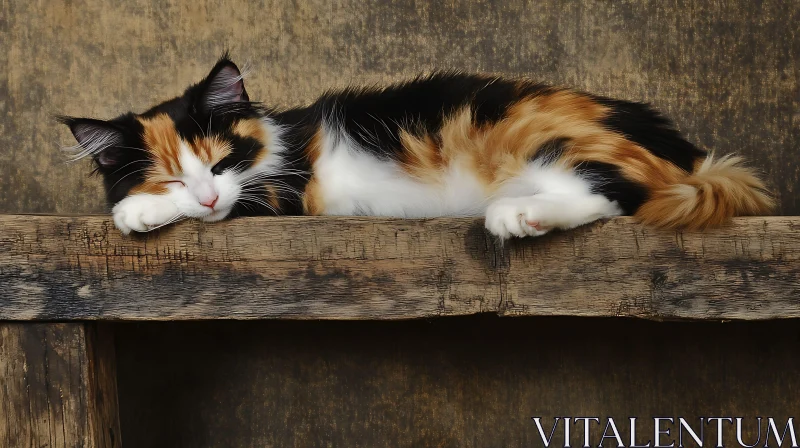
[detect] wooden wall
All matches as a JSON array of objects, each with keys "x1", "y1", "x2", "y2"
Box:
[{"x1": 0, "y1": 0, "x2": 798, "y2": 215}]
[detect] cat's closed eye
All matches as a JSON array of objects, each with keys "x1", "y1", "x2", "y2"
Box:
[{"x1": 161, "y1": 180, "x2": 186, "y2": 187}]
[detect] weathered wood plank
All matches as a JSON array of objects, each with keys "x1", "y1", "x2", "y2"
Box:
[
  {"x1": 0, "y1": 323, "x2": 121, "y2": 448},
  {"x1": 0, "y1": 215, "x2": 797, "y2": 321}
]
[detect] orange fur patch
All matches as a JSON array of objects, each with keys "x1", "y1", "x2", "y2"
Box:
[
  {"x1": 635, "y1": 154, "x2": 775, "y2": 229},
  {"x1": 420, "y1": 92, "x2": 686, "y2": 192},
  {"x1": 406, "y1": 92, "x2": 615, "y2": 189},
  {"x1": 232, "y1": 119, "x2": 267, "y2": 142},
  {"x1": 138, "y1": 114, "x2": 182, "y2": 177},
  {"x1": 191, "y1": 135, "x2": 232, "y2": 166},
  {"x1": 132, "y1": 114, "x2": 183, "y2": 195},
  {"x1": 302, "y1": 129, "x2": 326, "y2": 215},
  {"x1": 232, "y1": 118, "x2": 270, "y2": 166},
  {"x1": 265, "y1": 184, "x2": 281, "y2": 211},
  {"x1": 137, "y1": 114, "x2": 235, "y2": 193},
  {"x1": 535, "y1": 90, "x2": 607, "y2": 122},
  {"x1": 398, "y1": 131, "x2": 443, "y2": 181},
  {"x1": 130, "y1": 182, "x2": 168, "y2": 195},
  {"x1": 302, "y1": 179, "x2": 324, "y2": 215}
]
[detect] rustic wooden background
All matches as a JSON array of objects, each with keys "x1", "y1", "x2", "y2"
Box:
[
  {"x1": 0, "y1": 0, "x2": 798, "y2": 215},
  {"x1": 1, "y1": 0, "x2": 799, "y2": 447}
]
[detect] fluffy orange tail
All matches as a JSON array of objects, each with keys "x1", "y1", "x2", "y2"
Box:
[{"x1": 635, "y1": 154, "x2": 775, "y2": 230}]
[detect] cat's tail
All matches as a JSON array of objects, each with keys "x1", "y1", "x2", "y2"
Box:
[{"x1": 635, "y1": 153, "x2": 775, "y2": 229}]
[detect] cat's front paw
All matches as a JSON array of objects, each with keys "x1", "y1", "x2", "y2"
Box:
[
  {"x1": 485, "y1": 197, "x2": 553, "y2": 239},
  {"x1": 112, "y1": 194, "x2": 180, "y2": 235}
]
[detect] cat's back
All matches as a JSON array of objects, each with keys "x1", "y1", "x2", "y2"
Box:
[{"x1": 304, "y1": 72, "x2": 549, "y2": 151}]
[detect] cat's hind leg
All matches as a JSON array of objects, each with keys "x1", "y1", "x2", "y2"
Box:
[{"x1": 484, "y1": 192, "x2": 622, "y2": 239}]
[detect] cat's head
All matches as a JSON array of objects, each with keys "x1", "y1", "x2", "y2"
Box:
[{"x1": 61, "y1": 56, "x2": 280, "y2": 222}]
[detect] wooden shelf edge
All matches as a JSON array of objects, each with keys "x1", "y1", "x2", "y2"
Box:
[{"x1": 1, "y1": 215, "x2": 798, "y2": 321}]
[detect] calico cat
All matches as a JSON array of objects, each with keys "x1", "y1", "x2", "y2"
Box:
[{"x1": 61, "y1": 56, "x2": 774, "y2": 238}]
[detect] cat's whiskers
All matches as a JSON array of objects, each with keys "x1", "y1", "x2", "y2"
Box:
[
  {"x1": 238, "y1": 180, "x2": 301, "y2": 193},
  {"x1": 239, "y1": 184, "x2": 301, "y2": 198},
  {"x1": 189, "y1": 115, "x2": 207, "y2": 139},
  {"x1": 144, "y1": 213, "x2": 188, "y2": 232},
  {"x1": 237, "y1": 202, "x2": 256, "y2": 213},
  {"x1": 237, "y1": 195, "x2": 279, "y2": 215},
  {"x1": 248, "y1": 180, "x2": 303, "y2": 194},
  {"x1": 109, "y1": 168, "x2": 150, "y2": 191},
  {"x1": 227, "y1": 155, "x2": 267, "y2": 174},
  {"x1": 354, "y1": 122, "x2": 382, "y2": 148},
  {"x1": 367, "y1": 112, "x2": 399, "y2": 142},
  {"x1": 239, "y1": 168, "x2": 307, "y2": 177},
  {"x1": 238, "y1": 170, "x2": 309, "y2": 184},
  {"x1": 111, "y1": 159, "x2": 149, "y2": 175},
  {"x1": 228, "y1": 160, "x2": 252, "y2": 174}
]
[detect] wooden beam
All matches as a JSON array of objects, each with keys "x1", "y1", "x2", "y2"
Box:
[
  {"x1": 0, "y1": 215, "x2": 798, "y2": 321},
  {"x1": 0, "y1": 323, "x2": 122, "y2": 448}
]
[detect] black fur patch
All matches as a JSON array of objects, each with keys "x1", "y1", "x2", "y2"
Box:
[
  {"x1": 530, "y1": 137, "x2": 570, "y2": 164},
  {"x1": 307, "y1": 72, "x2": 549, "y2": 158},
  {"x1": 577, "y1": 161, "x2": 648, "y2": 215},
  {"x1": 59, "y1": 114, "x2": 153, "y2": 206},
  {"x1": 594, "y1": 96, "x2": 706, "y2": 172}
]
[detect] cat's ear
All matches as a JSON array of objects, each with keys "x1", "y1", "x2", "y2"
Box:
[
  {"x1": 200, "y1": 56, "x2": 249, "y2": 110},
  {"x1": 60, "y1": 117, "x2": 125, "y2": 168}
]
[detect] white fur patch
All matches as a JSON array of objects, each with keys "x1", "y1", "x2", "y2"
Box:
[
  {"x1": 112, "y1": 194, "x2": 180, "y2": 234},
  {"x1": 310, "y1": 126, "x2": 621, "y2": 238},
  {"x1": 167, "y1": 143, "x2": 240, "y2": 221},
  {"x1": 312, "y1": 126, "x2": 487, "y2": 217},
  {"x1": 240, "y1": 118, "x2": 288, "y2": 175},
  {"x1": 485, "y1": 193, "x2": 621, "y2": 239},
  {"x1": 310, "y1": 126, "x2": 620, "y2": 225}
]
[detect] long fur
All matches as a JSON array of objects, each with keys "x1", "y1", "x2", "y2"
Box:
[
  {"x1": 61, "y1": 56, "x2": 775, "y2": 236},
  {"x1": 636, "y1": 154, "x2": 774, "y2": 229}
]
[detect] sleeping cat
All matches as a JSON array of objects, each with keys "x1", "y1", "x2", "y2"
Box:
[{"x1": 61, "y1": 56, "x2": 774, "y2": 238}]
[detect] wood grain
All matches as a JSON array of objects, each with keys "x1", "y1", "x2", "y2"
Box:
[
  {"x1": 85, "y1": 324, "x2": 122, "y2": 448},
  {"x1": 1, "y1": 215, "x2": 798, "y2": 321},
  {"x1": 114, "y1": 318, "x2": 800, "y2": 448},
  {"x1": 0, "y1": 323, "x2": 121, "y2": 448},
  {"x1": 0, "y1": 0, "x2": 797, "y2": 215}
]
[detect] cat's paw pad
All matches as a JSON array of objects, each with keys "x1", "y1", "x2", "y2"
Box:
[
  {"x1": 112, "y1": 195, "x2": 180, "y2": 234},
  {"x1": 485, "y1": 198, "x2": 554, "y2": 239}
]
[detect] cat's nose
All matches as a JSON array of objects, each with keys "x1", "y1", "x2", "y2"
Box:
[{"x1": 200, "y1": 195, "x2": 218, "y2": 209}]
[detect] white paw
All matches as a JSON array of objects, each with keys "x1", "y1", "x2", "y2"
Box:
[
  {"x1": 484, "y1": 197, "x2": 555, "y2": 239},
  {"x1": 112, "y1": 195, "x2": 180, "y2": 235}
]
